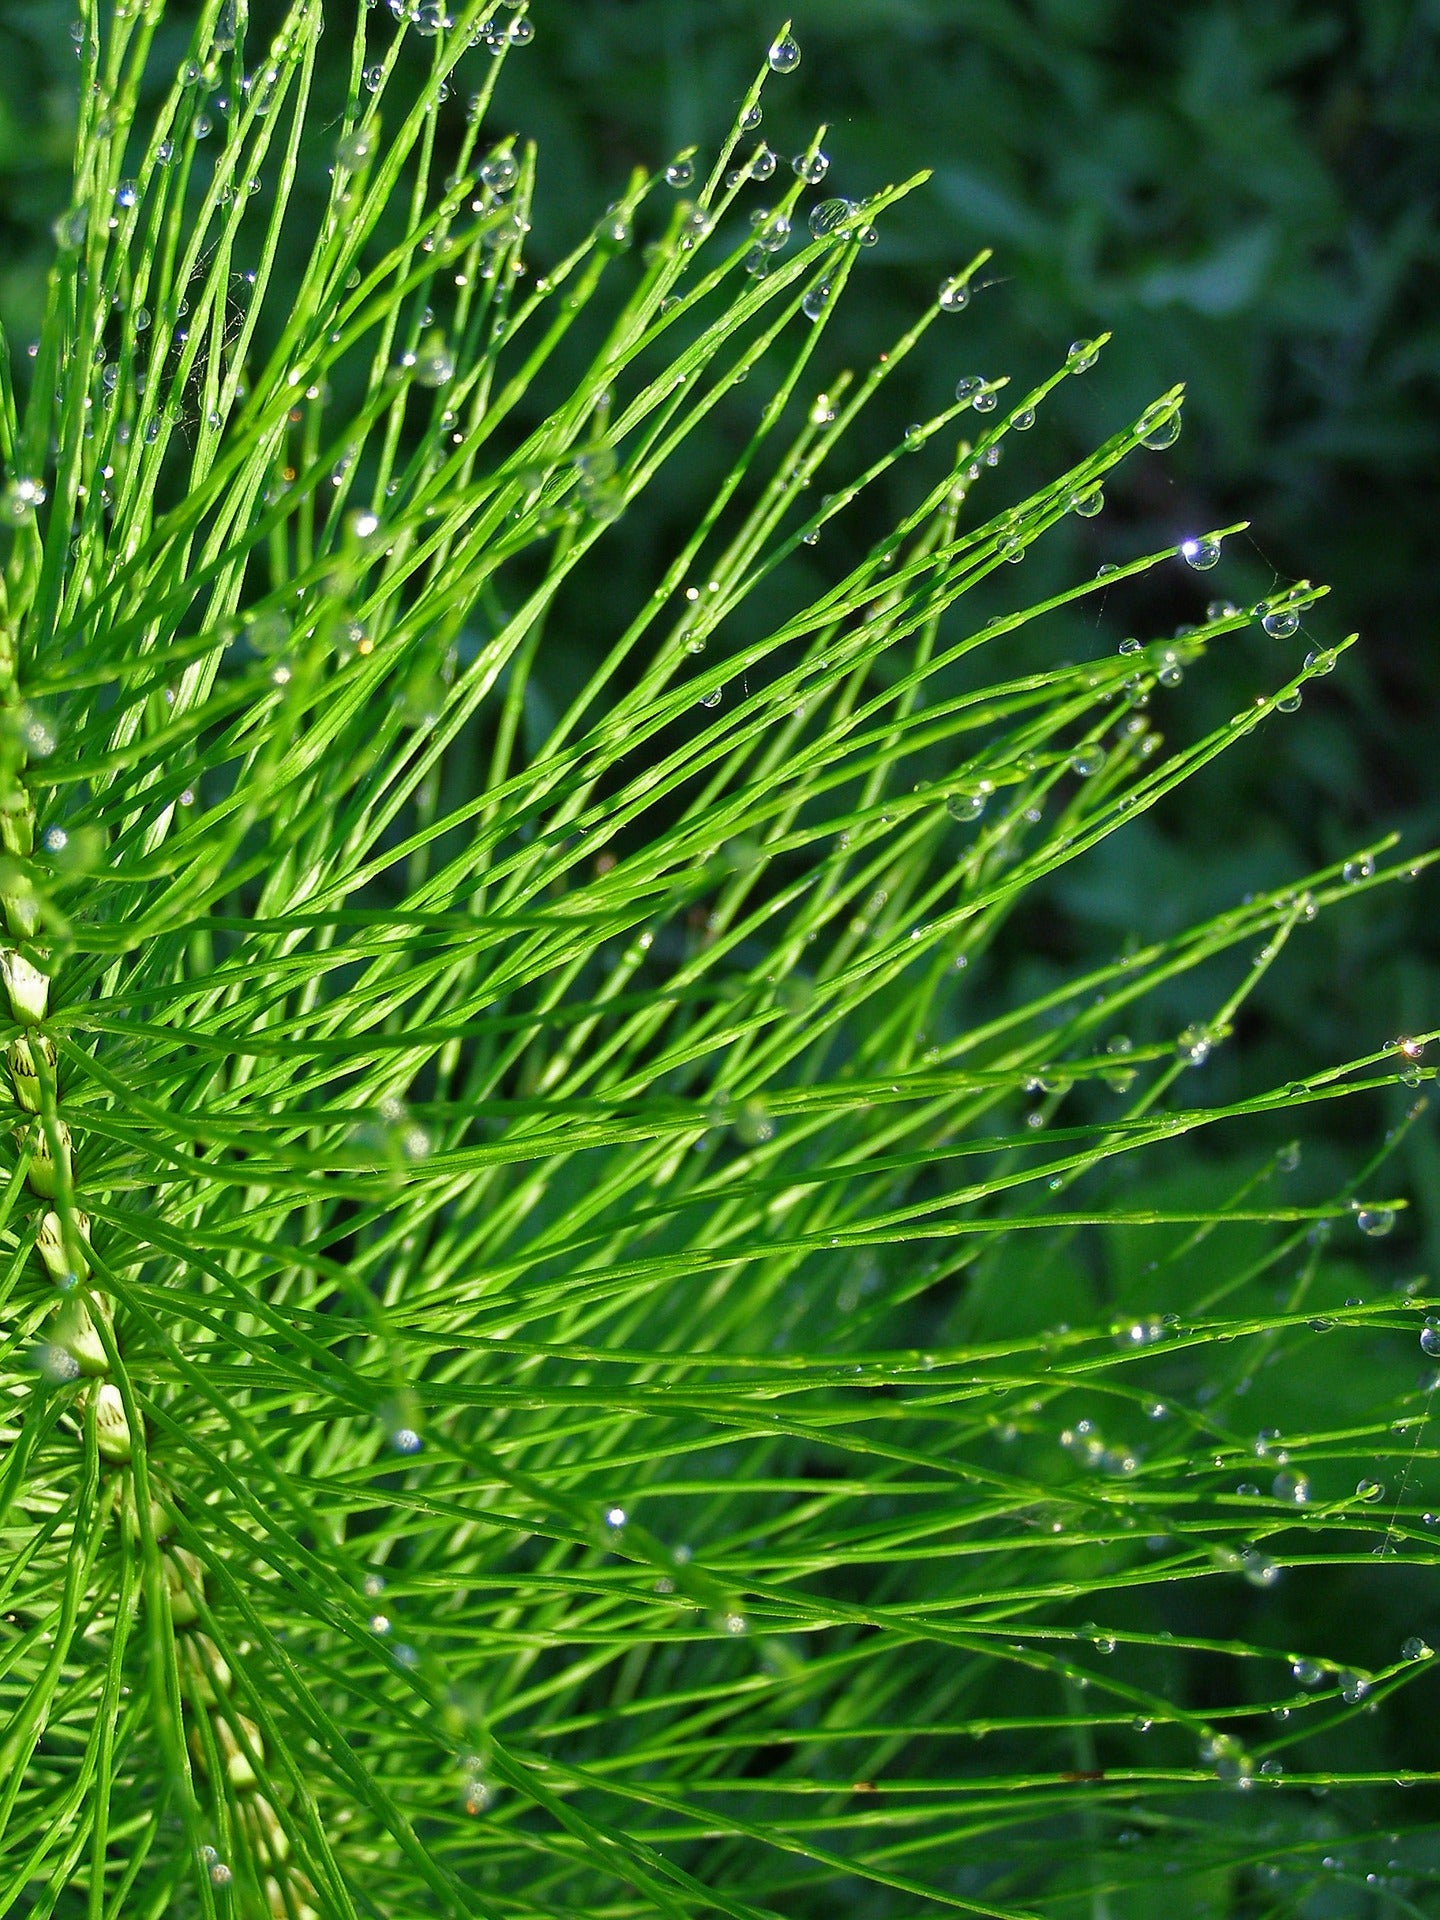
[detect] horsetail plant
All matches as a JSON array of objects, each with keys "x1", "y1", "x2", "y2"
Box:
[{"x1": 0, "y1": 1, "x2": 1436, "y2": 1914}]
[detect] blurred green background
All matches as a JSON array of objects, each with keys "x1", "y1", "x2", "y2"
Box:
[{"x1": 1, "y1": 0, "x2": 1437, "y2": 1189}]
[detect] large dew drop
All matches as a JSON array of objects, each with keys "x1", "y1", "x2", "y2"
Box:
[
  {"x1": 767, "y1": 30, "x2": 801, "y2": 73},
  {"x1": 807, "y1": 198, "x2": 852, "y2": 240}
]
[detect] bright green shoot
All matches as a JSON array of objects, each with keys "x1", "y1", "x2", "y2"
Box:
[{"x1": 0, "y1": 3, "x2": 1436, "y2": 1916}]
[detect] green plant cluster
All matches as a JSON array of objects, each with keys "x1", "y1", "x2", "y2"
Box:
[{"x1": 0, "y1": 3, "x2": 1437, "y2": 1916}]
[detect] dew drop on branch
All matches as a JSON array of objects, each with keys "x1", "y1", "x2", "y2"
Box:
[
  {"x1": 1, "y1": 478, "x2": 47, "y2": 523},
  {"x1": 1353, "y1": 1205, "x2": 1395, "y2": 1238},
  {"x1": 807, "y1": 197, "x2": 851, "y2": 240},
  {"x1": 1139, "y1": 405, "x2": 1182, "y2": 449},
  {"x1": 335, "y1": 126, "x2": 375, "y2": 170},
  {"x1": 767, "y1": 30, "x2": 801, "y2": 72}
]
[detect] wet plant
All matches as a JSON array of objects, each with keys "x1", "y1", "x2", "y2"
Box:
[{"x1": 1, "y1": 3, "x2": 1437, "y2": 1915}]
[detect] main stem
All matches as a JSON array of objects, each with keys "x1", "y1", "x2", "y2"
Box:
[{"x1": 0, "y1": 652, "x2": 315, "y2": 1916}]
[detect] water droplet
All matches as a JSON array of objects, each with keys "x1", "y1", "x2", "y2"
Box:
[
  {"x1": 954, "y1": 375, "x2": 985, "y2": 404},
  {"x1": 971, "y1": 388, "x2": 997, "y2": 413},
  {"x1": 665, "y1": 153, "x2": 695, "y2": 189},
  {"x1": 115, "y1": 179, "x2": 138, "y2": 209},
  {"x1": 1304, "y1": 646, "x2": 1337, "y2": 675},
  {"x1": 1011, "y1": 405, "x2": 1035, "y2": 429},
  {"x1": 1339, "y1": 1670, "x2": 1370, "y2": 1704},
  {"x1": 363, "y1": 62, "x2": 384, "y2": 92},
  {"x1": 243, "y1": 609, "x2": 291, "y2": 657},
  {"x1": 748, "y1": 145, "x2": 778, "y2": 181},
  {"x1": 1342, "y1": 854, "x2": 1374, "y2": 884},
  {"x1": 1355, "y1": 1477, "x2": 1384, "y2": 1502},
  {"x1": 52, "y1": 204, "x2": 88, "y2": 249},
  {"x1": 1181, "y1": 536, "x2": 1222, "y2": 570},
  {"x1": 698, "y1": 687, "x2": 722, "y2": 709},
  {"x1": 1241, "y1": 1547, "x2": 1279, "y2": 1588},
  {"x1": 1175, "y1": 1023, "x2": 1212, "y2": 1067},
  {"x1": 479, "y1": 150, "x2": 520, "y2": 195},
  {"x1": 211, "y1": 0, "x2": 239, "y2": 51},
  {"x1": 903, "y1": 424, "x2": 926, "y2": 452},
  {"x1": 750, "y1": 208, "x2": 791, "y2": 252},
  {"x1": 801, "y1": 282, "x2": 832, "y2": 322},
  {"x1": 1200, "y1": 1732, "x2": 1253, "y2": 1786},
  {"x1": 945, "y1": 786, "x2": 990, "y2": 823},
  {"x1": 1, "y1": 477, "x2": 47, "y2": 523},
  {"x1": 1291, "y1": 1657, "x2": 1324, "y2": 1687},
  {"x1": 1272, "y1": 1470, "x2": 1310, "y2": 1505},
  {"x1": 1066, "y1": 338, "x2": 1099, "y2": 372},
  {"x1": 1069, "y1": 745, "x2": 1106, "y2": 777},
  {"x1": 1353, "y1": 1205, "x2": 1395, "y2": 1238},
  {"x1": 1101, "y1": 1035, "x2": 1135, "y2": 1092},
  {"x1": 1069, "y1": 487, "x2": 1103, "y2": 518},
  {"x1": 1261, "y1": 605, "x2": 1300, "y2": 638},
  {"x1": 740, "y1": 104, "x2": 763, "y2": 133},
  {"x1": 1421, "y1": 1319, "x2": 1440, "y2": 1357},
  {"x1": 807, "y1": 198, "x2": 852, "y2": 240},
  {"x1": 412, "y1": 335, "x2": 455, "y2": 386},
  {"x1": 791, "y1": 149, "x2": 829, "y2": 184},
  {"x1": 1139, "y1": 404, "x2": 1181, "y2": 449},
  {"x1": 938, "y1": 275, "x2": 970, "y2": 313},
  {"x1": 1401, "y1": 1636, "x2": 1432, "y2": 1661},
  {"x1": 767, "y1": 30, "x2": 801, "y2": 73}
]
